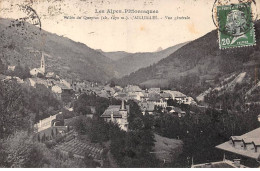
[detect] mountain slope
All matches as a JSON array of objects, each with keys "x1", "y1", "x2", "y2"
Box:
[
  {"x1": 101, "y1": 43, "x2": 187, "y2": 77},
  {"x1": 196, "y1": 72, "x2": 247, "y2": 102},
  {"x1": 99, "y1": 50, "x2": 131, "y2": 61},
  {"x1": 116, "y1": 20, "x2": 260, "y2": 97},
  {"x1": 0, "y1": 18, "x2": 115, "y2": 82}
]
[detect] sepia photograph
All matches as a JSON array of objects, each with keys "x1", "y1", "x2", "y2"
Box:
[{"x1": 0, "y1": 0, "x2": 260, "y2": 168}]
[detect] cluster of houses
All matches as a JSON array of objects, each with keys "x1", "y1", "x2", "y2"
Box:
[
  {"x1": 100, "y1": 85, "x2": 197, "y2": 132},
  {"x1": 4, "y1": 53, "x2": 73, "y2": 100},
  {"x1": 4, "y1": 52, "x2": 196, "y2": 119},
  {"x1": 112, "y1": 85, "x2": 196, "y2": 116},
  {"x1": 4, "y1": 52, "x2": 196, "y2": 133},
  {"x1": 4, "y1": 52, "x2": 107, "y2": 101}
]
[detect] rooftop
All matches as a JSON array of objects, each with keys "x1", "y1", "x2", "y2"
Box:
[
  {"x1": 147, "y1": 93, "x2": 161, "y2": 101},
  {"x1": 160, "y1": 92, "x2": 172, "y2": 98},
  {"x1": 148, "y1": 88, "x2": 160, "y2": 92},
  {"x1": 55, "y1": 83, "x2": 72, "y2": 90},
  {"x1": 163, "y1": 90, "x2": 186, "y2": 98},
  {"x1": 124, "y1": 85, "x2": 142, "y2": 92},
  {"x1": 230, "y1": 136, "x2": 242, "y2": 141},
  {"x1": 100, "y1": 105, "x2": 129, "y2": 118},
  {"x1": 115, "y1": 93, "x2": 127, "y2": 98},
  {"x1": 45, "y1": 72, "x2": 55, "y2": 78},
  {"x1": 191, "y1": 159, "x2": 248, "y2": 168},
  {"x1": 242, "y1": 138, "x2": 260, "y2": 144},
  {"x1": 216, "y1": 127, "x2": 260, "y2": 160},
  {"x1": 140, "y1": 102, "x2": 155, "y2": 112}
]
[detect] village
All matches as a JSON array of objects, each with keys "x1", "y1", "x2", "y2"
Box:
[
  {"x1": 0, "y1": 52, "x2": 199, "y2": 167},
  {"x1": 3, "y1": 51, "x2": 198, "y2": 120},
  {"x1": 1, "y1": 52, "x2": 260, "y2": 168}
]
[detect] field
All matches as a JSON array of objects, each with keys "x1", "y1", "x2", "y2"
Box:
[
  {"x1": 153, "y1": 133, "x2": 183, "y2": 163},
  {"x1": 55, "y1": 138, "x2": 104, "y2": 160}
]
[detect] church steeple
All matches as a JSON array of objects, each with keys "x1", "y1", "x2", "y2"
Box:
[
  {"x1": 40, "y1": 52, "x2": 45, "y2": 74},
  {"x1": 120, "y1": 100, "x2": 126, "y2": 111},
  {"x1": 119, "y1": 99, "x2": 128, "y2": 131}
]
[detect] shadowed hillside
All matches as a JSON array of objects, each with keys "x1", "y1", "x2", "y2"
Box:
[
  {"x1": 0, "y1": 18, "x2": 116, "y2": 82},
  {"x1": 116, "y1": 20, "x2": 260, "y2": 97}
]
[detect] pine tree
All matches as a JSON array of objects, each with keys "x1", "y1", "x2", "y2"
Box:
[
  {"x1": 42, "y1": 133, "x2": 46, "y2": 142},
  {"x1": 37, "y1": 134, "x2": 41, "y2": 142},
  {"x1": 51, "y1": 129, "x2": 54, "y2": 138},
  {"x1": 0, "y1": 58, "x2": 5, "y2": 74},
  {"x1": 55, "y1": 128, "x2": 58, "y2": 136}
]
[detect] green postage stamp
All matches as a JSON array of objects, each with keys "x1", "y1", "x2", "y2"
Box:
[{"x1": 217, "y1": 3, "x2": 256, "y2": 49}]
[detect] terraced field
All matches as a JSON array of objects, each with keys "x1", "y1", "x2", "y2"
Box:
[{"x1": 55, "y1": 138, "x2": 104, "y2": 160}]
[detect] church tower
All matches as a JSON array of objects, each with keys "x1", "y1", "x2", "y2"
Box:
[
  {"x1": 120, "y1": 100, "x2": 126, "y2": 111},
  {"x1": 119, "y1": 100, "x2": 128, "y2": 131},
  {"x1": 40, "y1": 52, "x2": 45, "y2": 74}
]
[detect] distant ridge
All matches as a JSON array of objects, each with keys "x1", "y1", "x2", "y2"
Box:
[
  {"x1": 102, "y1": 42, "x2": 188, "y2": 77},
  {"x1": 99, "y1": 50, "x2": 132, "y2": 61}
]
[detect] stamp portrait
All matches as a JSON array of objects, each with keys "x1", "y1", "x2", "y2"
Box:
[{"x1": 217, "y1": 2, "x2": 256, "y2": 49}]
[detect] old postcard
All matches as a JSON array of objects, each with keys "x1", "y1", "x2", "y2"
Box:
[{"x1": 0, "y1": 0, "x2": 260, "y2": 168}]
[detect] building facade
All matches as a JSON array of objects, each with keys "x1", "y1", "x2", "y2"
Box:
[{"x1": 100, "y1": 100, "x2": 129, "y2": 131}]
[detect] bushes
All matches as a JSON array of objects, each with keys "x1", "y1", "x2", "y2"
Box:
[
  {"x1": 2, "y1": 131, "x2": 47, "y2": 168},
  {"x1": 8, "y1": 64, "x2": 31, "y2": 79},
  {"x1": 109, "y1": 123, "x2": 158, "y2": 167},
  {"x1": 23, "y1": 83, "x2": 61, "y2": 123},
  {"x1": 109, "y1": 101, "x2": 159, "y2": 167},
  {"x1": 44, "y1": 141, "x2": 57, "y2": 149},
  {"x1": 73, "y1": 116, "x2": 110, "y2": 143},
  {"x1": 0, "y1": 58, "x2": 6, "y2": 74},
  {"x1": 155, "y1": 104, "x2": 260, "y2": 167},
  {"x1": 0, "y1": 80, "x2": 29, "y2": 139},
  {"x1": 0, "y1": 130, "x2": 95, "y2": 168},
  {"x1": 73, "y1": 93, "x2": 121, "y2": 117}
]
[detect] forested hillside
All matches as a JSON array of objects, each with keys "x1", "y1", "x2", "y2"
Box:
[
  {"x1": 116, "y1": 20, "x2": 260, "y2": 98},
  {"x1": 0, "y1": 18, "x2": 116, "y2": 82}
]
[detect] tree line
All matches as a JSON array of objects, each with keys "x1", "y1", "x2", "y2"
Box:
[
  {"x1": 153, "y1": 93, "x2": 260, "y2": 167},
  {"x1": 72, "y1": 94, "x2": 160, "y2": 167}
]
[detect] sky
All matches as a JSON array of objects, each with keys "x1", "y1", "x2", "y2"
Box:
[{"x1": 0, "y1": 0, "x2": 259, "y2": 52}]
